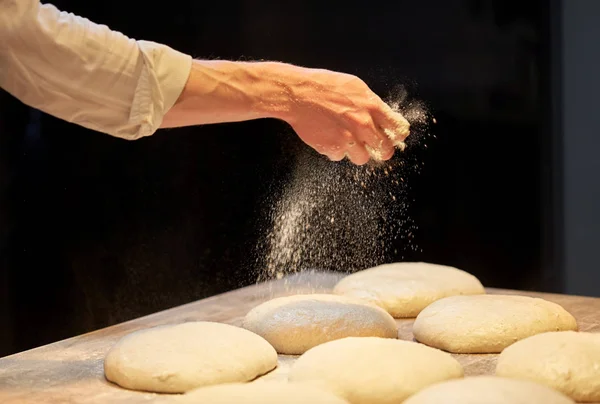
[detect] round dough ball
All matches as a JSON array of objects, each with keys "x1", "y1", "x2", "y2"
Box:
[
  {"x1": 496, "y1": 331, "x2": 600, "y2": 402},
  {"x1": 288, "y1": 337, "x2": 463, "y2": 404},
  {"x1": 241, "y1": 294, "x2": 397, "y2": 354},
  {"x1": 333, "y1": 262, "x2": 484, "y2": 318},
  {"x1": 104, "y1": 321, "x2": 277, "y2": 393},
  {"x1": 174, "y1": 382, "x2": 350, "y2": 404},
  {"x1": 403, "y1": 376, "x2": 575, "y2": 404},
  {"x1": 412, "y1": 295, "x2": 577, "y2": 353}
]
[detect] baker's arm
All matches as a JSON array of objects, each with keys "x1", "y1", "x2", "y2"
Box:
[
  {"x1": 0, "y1": 0, "x2": 191, "y2": 140},
  {"x1": 163, "y1": 61, "x2": 411, "y2": 164}
]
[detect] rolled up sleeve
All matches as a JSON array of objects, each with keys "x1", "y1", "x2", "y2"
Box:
[{"x1": 0, "y1": 0, "x2": 192, "y2": 140}]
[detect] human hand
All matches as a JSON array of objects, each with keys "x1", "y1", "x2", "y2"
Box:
[
  {"x1": 163, "y1": 61, "x2": 409, "y2": 165},
  {"x1": 280, "y1": 67, "x2": 410, "y2": 165}
]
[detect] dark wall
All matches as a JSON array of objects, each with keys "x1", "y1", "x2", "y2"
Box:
[
  {"x1": 561, "y1": 0, "x2": 600, "y2": 296},
  {"x1": 0, "y1": 0, "x2": 551, "y2": 356}
]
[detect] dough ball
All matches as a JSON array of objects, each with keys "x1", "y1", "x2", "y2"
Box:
[
  {"x1": 333, "y1": 262, "x2": 484, "y2": 318},
  {"x1": 241, "y1": 294, "x2": 397, "y2": 354},
  {"x1": 104, "y1": 321, "x2": 277, "y2": 393},
  {"x1": 172, "y1": 382, "x2": 350, "y2": 404},
  {"x1": 288, "y1": 337, "x2": 463, "y2": 404},
  {"x1": 403, "y1": 376, "x2": 574, "y2": 404},
  {"x1": 413, "y1": 295, "x2": 577, "y2": 353},
  {"x1": 496, "y1": 331, "x2": 600, "y2": 402}
]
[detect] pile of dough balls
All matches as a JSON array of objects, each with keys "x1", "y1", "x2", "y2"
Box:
[{"x1": 103, "y1": 261, "x2": 595, "y2": 404}]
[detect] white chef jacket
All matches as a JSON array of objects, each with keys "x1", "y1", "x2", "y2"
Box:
[{"x1": 0, "y1": 0, "x2": 192, "y2": 139}]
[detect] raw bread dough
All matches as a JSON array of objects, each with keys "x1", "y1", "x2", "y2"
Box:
[
  {"x1": 496, "y1": 331, "x2": 600, "y2": 402},
  {"x1": 241, "y1": 294, "x2": 397, "y2": 354},
  {"x1": 288, "y1": 337, "x2": 463, "y2": 404},
  {"x1": 412, "y1": 295, "x2": 577, "y2": 353},
  {"x1": 403, "y1": 376, "x2": 574, "y2": 404},
  {"x1": 333, "y1": 262, "x2": 484, "y2": 318},
  {"x1": 104, "y1": 321, "x2": 277, "y2": 393},
  {"x1": 171, "y1": 382, "x2": 350, "y2": 404}
]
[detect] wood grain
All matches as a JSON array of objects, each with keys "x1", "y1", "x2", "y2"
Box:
[{"x1": 0, "y1": 270, "x2": 598, "y2": 404}]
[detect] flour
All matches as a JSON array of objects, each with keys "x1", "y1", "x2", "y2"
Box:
[{"x1": 255, "y1": 88, "x2": 432, "y2": 286}]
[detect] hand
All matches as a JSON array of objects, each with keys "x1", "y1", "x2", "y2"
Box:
[
  {"x1": 162, "y1": 61, "x2": 409, "y2": 165},
  {"x1": 280, "y1": 67, "x2": 410, "y2": 165}
]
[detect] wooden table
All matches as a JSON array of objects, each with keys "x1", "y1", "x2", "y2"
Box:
[{"x1": 1, "y1": 270, "x2": 599, "y2": 404}]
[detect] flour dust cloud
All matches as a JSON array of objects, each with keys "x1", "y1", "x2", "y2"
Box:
[{"x1": 255, "y1": 87, "x2": 433, "y2": 284}]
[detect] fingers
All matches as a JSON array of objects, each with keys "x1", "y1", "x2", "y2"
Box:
[
  {"x1": 310, "y1": 110, "x2": 406, "y2": 165},
  {"x1": 355, "y1": 120, "x2": 395, "y2": 162},
  {"x1": 325, "y1": 135, "x2": 370, "y2": 165},
  {"x1": 322, "y1": 123, "x2": 396, "y2": 164},
  {"x1": 371, "y1": 101, "x2": 410, "y2": 147},
  {"x1": 327, "y1": 151, "x2": 345, "y2": 161},
  {"x1": 322, "y1": 142, "x2": 345, "y2": 161},
  {"x1": 345, "y1": 138, "x2": 370, "y2": 165}
]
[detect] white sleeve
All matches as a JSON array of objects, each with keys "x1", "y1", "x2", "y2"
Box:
[{"x1": 0, "y1": 0, "x2": 192, "y2": 140}]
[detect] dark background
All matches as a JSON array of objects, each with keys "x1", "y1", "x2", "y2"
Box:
[{"x1": 0, "y1": 0, "x2": 557, "y2": 356}]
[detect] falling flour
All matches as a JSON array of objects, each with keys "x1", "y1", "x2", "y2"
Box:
[{"x1": 255, "y1": 88, "x2": 432, "y2": 287}]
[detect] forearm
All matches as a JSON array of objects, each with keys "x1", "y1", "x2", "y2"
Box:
[
  {"x1": 161, "y1": 60, "x2": 300, "y2": 128},
  {"x1": 161, "y1": 59, "x2": 410, "y2": 165}
]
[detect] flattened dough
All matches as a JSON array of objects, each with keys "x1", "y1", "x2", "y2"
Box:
[
  {"x1": 412, "y1": 295, "x2": 577, "y2": 353},
  {"x1": 241, "y1": 294, "x2": 397, "y2": 354},
  {"x1": 104, "y1": 321, "x2": 277, "y2": 393},
  {"x1": 333, "y1": 262, "x2": 484, "y2": 318},
  {"x1": 172, "y1": 382, "x2": 350, "y2": 404},
  {"x1": 496, "y1": 331, "x2": 600, "y2": 402},
  {"x1": 289, "y1": 337, "x2": 463, "y2": 404},
  {"x1": 403, "y1": 376, "x2": 574, "y2": 404}
]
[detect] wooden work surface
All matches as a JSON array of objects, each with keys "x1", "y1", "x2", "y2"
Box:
[{"x1": 1, "y1": 270, "x2": 600, "y2": 404}]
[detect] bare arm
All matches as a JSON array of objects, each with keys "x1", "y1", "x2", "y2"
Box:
[{"x1": 163, "y1": 60, "x2": 410, "y2": 164}]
